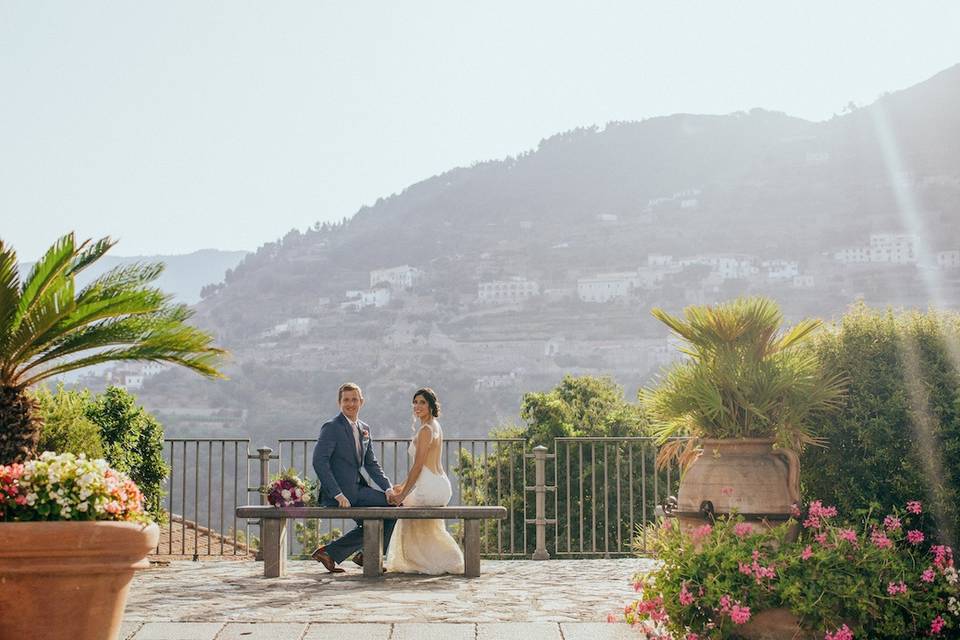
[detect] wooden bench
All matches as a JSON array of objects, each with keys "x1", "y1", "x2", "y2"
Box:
[{"x1": 236, "y1": 505, "x2": 507, "y2": 578}]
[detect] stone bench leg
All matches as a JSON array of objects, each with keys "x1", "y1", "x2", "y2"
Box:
[
  {"x1": 463, "y1": 519, "x2": 480, "y2": 577},
  {"x1": 362, "y1": 519, "x2": 383, "y2": 577},
  {"x1": 261, "y1": 518, "x2": 287, "y2": 578}
]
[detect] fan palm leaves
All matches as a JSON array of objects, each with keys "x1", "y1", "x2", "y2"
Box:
[
  {"x1": 0, "y1": 233, "x2": 226, "y2": 463},
  {"x1": 640, "y1": 297, "x2": 846, "y2": 467}
]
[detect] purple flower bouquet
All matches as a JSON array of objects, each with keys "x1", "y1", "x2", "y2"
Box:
[{"x1": 264, "y1": 469, "x2": 308, "y2": 508}]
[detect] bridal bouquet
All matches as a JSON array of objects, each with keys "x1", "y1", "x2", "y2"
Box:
[{"x1": 264, "y1": 468, "x2": 308, "y2": 508}]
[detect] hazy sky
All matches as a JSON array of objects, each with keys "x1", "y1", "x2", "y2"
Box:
[{"x1": 3, "y1": 1, "x2": 960, "y2": 260}]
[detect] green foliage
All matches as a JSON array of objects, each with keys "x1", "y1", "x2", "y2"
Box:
[
  {"x1": 0, "y1": 232, "x2": 225, "y2": 464},
  {"x1": 801, "y1": 305, "x2": 960, "y2": 544},
  {"x1": 33, "y1": 384, "x2": 103, "y2": 458},
  {"x1": 85, "y1": 386, "x2": 168, "y2": 522},
  {"x1": 625, "y1": 503, "x2": 958, "y2": 638},
  {"x1": 294, "y1": 524, "x2": 343, "y2": 558},
  {"x1": 641, "y1": 297, "x2": 847, "y2": 465},
  {"x1": 458, "y1": 375, "x2": 655, "y2": 555}
]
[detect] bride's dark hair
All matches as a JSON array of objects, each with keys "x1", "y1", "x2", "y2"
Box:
[{"x1": 413, "y1": 388, "x2": 441, "y2": 418}]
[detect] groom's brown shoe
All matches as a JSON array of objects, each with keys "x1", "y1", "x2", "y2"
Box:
[
  {"x1": 311, "y1": 546, "x2": 345, "y2": 573},
  {"x1": 351, "y1": 552, "x2": 363, "y2": 567}
]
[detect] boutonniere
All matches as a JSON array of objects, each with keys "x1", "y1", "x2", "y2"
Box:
[{"x1": 361, "y1": 428, "x2": 370, "y2": 440}]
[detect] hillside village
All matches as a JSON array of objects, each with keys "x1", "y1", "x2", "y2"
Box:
[{"x1": 79, "y1": 65, "x2": 960, "y2": 442}]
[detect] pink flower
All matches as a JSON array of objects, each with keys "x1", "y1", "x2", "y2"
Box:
[
  {"x1": 733, "y1": 522, "x2": 753, "y2": 538},
  {"x1": 824, "y1": 624, "x2": 854, "y2": 640},
  {"x1": 921, "y1": 568, "x2": 936, "y2": 583},
  {"x1": 906, "y1": 501, "x2": 923, "y2": 514},
  {"x1": 931, "y1": 545, "x2": 954, "y2": 569},
  {"x1": 730, "y1": 604, "x2": 751, "y2": 624},
  {"x1": 930, "y1": 615, "x2": 945, "y2": 634},
  {"x1": 718, "y1": 594, "x2": 732, "y2": 614},
  {"x1": 606, "y1": 613, "x2": 617, "y2": 623},
  {"x1": 691, "y1": 524, "x2": 713, "y2": 541},
  {"x1": 720, "y1": 486, "x2": 734, "y2": 496},
  {"x1": 887, "y1": 581, "x2": 907, "y2": 595},
  {"x1": 679, "y1": 582, "x2": 695, "y2": 606},
  {"x1": 808, "y1": 500, "x2": 838, "y2": 518},
  {"x1": 790, "y1": 503, "x2": 802, "y2": 517},
  {"x1": 686, "y1": 635, "x2": 700, "y2": 640},
  {"x1": 803, "y1": 515, "x2": 821, "y2": 529},
  {"x1": 815, "y1": 532, "x2": 828, "y2": 545},
  {"x1": 838, "y1": 528, "x2": 859, "y2": 545},
  {"x1": 801, "y1": 545, "x2": 813, "y2": 560},
  {"x1": 870, "y1": 529, "x2": 893, "y2": 550},
  {"x1": 907, "y1": 530, "x2": 925, "y2": 545},
  {"x1": 883, "y1": 515, "x2": 901, "y2": 531}
]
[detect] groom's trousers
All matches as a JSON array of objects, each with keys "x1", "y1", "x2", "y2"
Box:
[{"x1": 324, "y1": 485, "x2": 397, "y2": 564}]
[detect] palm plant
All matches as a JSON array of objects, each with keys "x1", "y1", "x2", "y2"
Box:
[
  {"x1": 640, "y1": 297, "x2": 846, "y2": 468},
  {"x1": 0, "y1": 233, "x2": 225, "y2": 464}
]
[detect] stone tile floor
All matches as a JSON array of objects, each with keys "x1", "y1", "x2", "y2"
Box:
[{"x1": 121, "y1": 558, "x2": 655, "y2": 639}]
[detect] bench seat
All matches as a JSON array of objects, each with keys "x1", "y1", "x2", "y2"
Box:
[{"x1": 237, "y1": 505, "x2": 507, "y2": 578}]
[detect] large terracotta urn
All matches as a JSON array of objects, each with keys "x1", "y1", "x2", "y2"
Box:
[
  {"x1": 676, "y1": 438, "x2": 800, "y2": 539},
  {"x1": 0, "y1": 520, "x2": 159, "y2": 640}
]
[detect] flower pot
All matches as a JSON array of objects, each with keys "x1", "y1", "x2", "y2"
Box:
[
  {"x1": 0, "y1": 520, "x2": 159, "y2": 640},
  {"x1": 677, "y1": 438, "x2": 800, "y2": 540},
  {"x1": 731, "y1": 608, "x2": 812, "y2": 639}
]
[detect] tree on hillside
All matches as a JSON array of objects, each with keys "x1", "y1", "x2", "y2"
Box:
[{"x1": 0, "y1": 233, "x2": 225, "y2": 464}]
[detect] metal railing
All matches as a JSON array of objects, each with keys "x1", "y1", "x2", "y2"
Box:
[
  {"x1": 155, "y1": 435, "x2": 682, "y2": 560},
  {"x1": 159, "y1": 438, "x2": 252, "y2": 559}
]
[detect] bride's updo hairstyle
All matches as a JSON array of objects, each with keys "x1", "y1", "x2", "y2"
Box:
[{"x1": 413, "y1": 388, "x2": 441, "y2": 418}]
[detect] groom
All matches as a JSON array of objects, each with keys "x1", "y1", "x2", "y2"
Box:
[{"x1": 310, "y1": 382, "x2": 397, "y2": 573}]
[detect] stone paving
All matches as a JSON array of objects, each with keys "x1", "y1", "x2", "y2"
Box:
[{"x1": 122, "y1": 558, "x2": 656, "y2": 639}]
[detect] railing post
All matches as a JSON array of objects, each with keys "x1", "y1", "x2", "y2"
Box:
[
  {"x1": 249, "y1": 446, "x2": 276, "y2": 561},
  {"x1": 525, "y1": 445, "x2": 556, "y2": 560},
  {"x1": 257, "y1": 447, "x2": 273, "y2": 505}
]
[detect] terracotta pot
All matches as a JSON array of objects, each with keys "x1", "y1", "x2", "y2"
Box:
[
  {"x1": 731, "y1": 608, "x2": 811, "y2": 639},
  {"x1": 677, "y1": 438, "x2": 800, "y2": 540},
  {"x1": 0, "y1": 520, "x2": 159, "y2": 640}
]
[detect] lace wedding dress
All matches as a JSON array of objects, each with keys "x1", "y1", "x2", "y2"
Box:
[{"x1": 384, "y1": 420, "x2": 465, "y2": 574}]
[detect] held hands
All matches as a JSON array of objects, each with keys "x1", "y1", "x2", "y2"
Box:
[
  {"x1": 386, "y1": 484, "x2": 404, "y2": 506},
  {"x1": 335, "y1": 494, "x2": 351, "y2": 508}
]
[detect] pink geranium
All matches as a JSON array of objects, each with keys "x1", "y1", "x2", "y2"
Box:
[
  {"x1": 870, "y1": 529, "x2": 893, "y2": 550},
  {"x1": 906, "y1": 500, "x2": 922, "y2": 514},
  {"x1": 729, "y1": 604, "x2": 751, "y2": 624},
  {"x1": 930, "y1": 615, "x2": 945, "y2": 634},
  {"x1": 824, "y1": 624, "x2": 854, "y2": 640},
  {"x1": 883, "y1": 515, "x2": 901, "y2": 531},
  {"x1": 733, "y1": 522, "x2": 753, "y2": 537},
  {"x1": 921, "y1": 568, "x2": 936, "y2": 583},
  {"x1": 801, "y1": 545, "x2": 813, "y2": 560},
  {"x1": 907, "y1": 530, "x2": 925, "y2": 545}
]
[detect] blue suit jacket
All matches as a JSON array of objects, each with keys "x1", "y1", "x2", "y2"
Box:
[{"x1": 312, "y1": 412, "x2": 391, "y2": 505}]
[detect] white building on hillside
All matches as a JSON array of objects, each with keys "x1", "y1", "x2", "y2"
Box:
[
  {"x1": 680, "y1": 254, "x2": 758, "y2": 280},
  {"x1": 361, "y1": 287, "x2": 391, "y2": 308},
  {"x1": 763, "y1": 260, "x2": 800, "y2": 280},
  {"x1": 577, "y1": 272, "x2": 640, "y2": 303},
  {"x1": 835, "y1": 247, "x2": 871, "y2": 263},
  {"x1": 478, "y1": 278, "x2": 541, "y2": 304},
  {"x1": 869, "y1": 233, "x2": 918, "y2": 264},
  {"x1": 370, "y1": 265, "x2": 422, "y2": 290},
  {"x1": 937, "y1": 250, "x2": 960, "y2": 269}
]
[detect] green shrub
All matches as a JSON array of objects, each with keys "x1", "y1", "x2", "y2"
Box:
[
  {"x1": 33, "y1": 384, "x2": 104, "y2": 458},
  {"x1": 802, "y1": 304, "x2": 960, "y2": 544},
  {"x1": 86, "y1": 386, "x2": 169, "y2": 522}
]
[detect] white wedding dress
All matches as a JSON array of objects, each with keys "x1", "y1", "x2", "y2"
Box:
[{"x1": 385, "y1": 420, "x2": 465, "y2": 574}]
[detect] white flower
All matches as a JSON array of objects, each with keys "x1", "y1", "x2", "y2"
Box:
[
  {"x1": 281, "y1": 489, "x2": 291, "y2": 500},
  {"x1": 945, "y1": 566, "x2": 958, "y2": 585},
  {"x1": 77, "y1": 501, "x2": 89, "y2": 512},
  {"x1": 949, "y1": 596, "x2": 960, "y2": 616}
]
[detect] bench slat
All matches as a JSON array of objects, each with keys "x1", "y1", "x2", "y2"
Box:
[{"x1": 236, "y1": 505, "x2": 507, "y2": 520}]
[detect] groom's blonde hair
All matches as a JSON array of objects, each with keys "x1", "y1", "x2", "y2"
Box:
[{"x1": 338, "y1": 382, "x2": 363, "y2": 402}]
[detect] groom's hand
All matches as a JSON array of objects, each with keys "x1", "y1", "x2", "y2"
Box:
[{"x1": 335, "y1": 493, "x2": 351, "y2": 508}]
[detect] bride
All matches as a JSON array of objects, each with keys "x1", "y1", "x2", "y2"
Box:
[{"x1": 384, "y1": 388, "x2": 465, "y2": 574}]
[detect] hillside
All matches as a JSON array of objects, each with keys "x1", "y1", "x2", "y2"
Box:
[{"x1": 130, "y1": 64, "x2": 960, "y2": 442}]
